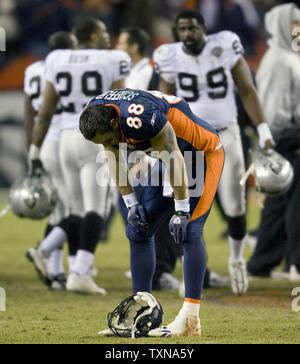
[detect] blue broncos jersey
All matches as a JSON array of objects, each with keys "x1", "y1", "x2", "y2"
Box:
[{"x1": 88, "y1": 88, "x2": 219, "y2": 154}]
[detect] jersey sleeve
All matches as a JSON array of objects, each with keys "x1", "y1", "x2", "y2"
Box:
[
  {"x1": 44, "y1": 50, "x2": 58, "y2": 84},
  {"x1": 153, "y1": 44, "x2": 177, "y2": 84},
  {"x1": 220, "y1": 31, "x2": 244, "y2": 69},
  {"x1": 123, "y1": 104, "x2": 168, "y2": 141},
  {"x1": 109, "y1": 50, "x2": 131, "y2": 82},
  {"x1": 24, "y1": 66, "x2": 32, "y2": 95}
]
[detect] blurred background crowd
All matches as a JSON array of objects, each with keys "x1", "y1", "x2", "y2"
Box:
[
  {"x1": 0, "y1": 0, "x2": 299, "y2": 186},
  {"x1": 1, "y1": 0, "x2": 299, "y2": 85}
]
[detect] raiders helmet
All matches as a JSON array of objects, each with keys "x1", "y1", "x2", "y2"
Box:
[
  {"x1": 107, "y1": 292, "x2": 163, "y2": 338},
  {"x1": 9, "y1": 173, "x2": 58, "y2": 220},
  {"x1": 240, "y1": 149, "x2": 294, "y2": 196}
]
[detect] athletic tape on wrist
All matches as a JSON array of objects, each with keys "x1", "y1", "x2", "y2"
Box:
[
  {"x1": 28, "y1": 144, "x2": 41, "y2": 160},
  {"x1": 257, "y1": 123, "x2": 273, "y2": 148},
  {"x1": 123, "y1": 193, "x2": 139, "y2": 208},
  {"x1": 174, "y1": 198, "x2": 190, "y2": 213}
]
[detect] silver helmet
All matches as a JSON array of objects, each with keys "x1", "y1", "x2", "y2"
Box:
[
  {"x1": 9, "y1": 174, "x2": 58, "y2": 220},
  {"x1": 240, "y1": 149, "x2": 294, "y2": 196}
]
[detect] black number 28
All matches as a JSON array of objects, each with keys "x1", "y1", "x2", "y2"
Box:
[{"x1": 178, "y1": 67, "x2": 228, "y2": 101}]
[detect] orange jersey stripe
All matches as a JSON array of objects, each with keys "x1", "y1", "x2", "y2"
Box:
[
  {"x1": 166, "y1": 108, "x2": 220, "y2": 153},
  {"x1": 184, "y1": 297, "x2": 201, "y2": 304}
]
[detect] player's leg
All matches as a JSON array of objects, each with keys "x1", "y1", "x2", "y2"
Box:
[
  {"x1": 152, "y1": 208, "x2": 182, "y2": 291},
  {"x1": 26, "y1": 139, "x2": 67, "y2": 288},
  {"x1": 217, "y1": 124, "x2": 248, "y2": 294},
  {"x1": 58, "y1": 130, "x2": 85, "y2": 286},
  {"x1": 149, "y1": 146, "x2": 224, "y2": 337},
  {"x1": 284, "y1": 153, "x2": 300, "y2": 279},
  {"x1": 247, "y1": 195, "x2": 286, "y2": 276},
  {"x1": 126, "y1": 161, "x2": 175, "y2": 294},
  {"x1": 69, "y1": 137, "x2": 107, "y2": 294}
]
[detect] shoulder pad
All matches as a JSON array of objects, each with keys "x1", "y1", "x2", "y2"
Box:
[{"x1": 153, "y1": 43, "x2": 178, "y2": 72}]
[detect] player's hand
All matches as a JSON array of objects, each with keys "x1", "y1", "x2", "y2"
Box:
[
  {"x1": 263, "y1": 138, "x2": 276, "y2": 151},
  {"x1": 29, "y1": 159, "x2": 46, "y2": 178},
  {"x1": 128, "y1": 205, "x2": 149, "y2": 233},
  {"x1": 257, "y1": 123, "x2": 275, "y2": 151},
  {"x1": 169, "y1": 211, "x2": 190, "y2": 245}
]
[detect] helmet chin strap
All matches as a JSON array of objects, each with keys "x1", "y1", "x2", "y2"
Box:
[{"x1": 0, "y1": 204, "x2": 10, "y2": 219}]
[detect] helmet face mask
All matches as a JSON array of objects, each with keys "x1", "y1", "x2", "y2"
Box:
[
  {"x1": 9, "y1": 173, "x2": 58, "y2": 220},
  {"x1": 107, "y1": 293, "x2": 163, "y2": 338}
]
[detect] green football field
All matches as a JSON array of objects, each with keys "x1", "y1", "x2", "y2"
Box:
[{"x1": 0, "y1": 188, "x2": 299, "y2": 344}]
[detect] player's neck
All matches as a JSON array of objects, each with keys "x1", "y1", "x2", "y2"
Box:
[
  {"x1": 131, "y1": 54, "x2": 144, "y2": 67},
  {"x1": 77, "y1": 42, "x2": 99, "y2": 50},
  {"x1": 183, "y1": 41, "x2": 206, "y2": 56}
]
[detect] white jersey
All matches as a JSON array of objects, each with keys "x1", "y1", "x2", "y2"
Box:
[
  {"x1": 24, "y1": 61, "x2": 61, "y2": 141},
  {"x1": 125, "y1": 57, "x2": 153, "y2": 90},
  {"x1": 45, "y1": 49, "x2": 131, "y2": 131},
  {"x1": 153, "y1": 31, "x2": 244, "y2": 130}
]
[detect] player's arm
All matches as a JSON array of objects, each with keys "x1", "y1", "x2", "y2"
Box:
[
  {"x1": 31, "y1": 81, "x2": 58, "y2": 148},
  {"x1": 28, "y1": 81, "x2": 58, "y2": 172},
  {"x1": 158, "y1": 76, "x2": 176, "y2": 95},
  {"x1": 232, "y1": 57, "x2": 275, "y2": 150},
  {"x1": 105, "y1": 144, "x2": 148, "y2": 230},
  {"x1": 105, "y1": 145, "x2": 134, "y2": 196},
  {"x1": 151, "y1": 121, "x2": 189, "y2": 201},
  {"x1": 111, "y1": 79, "x2": 125, "y2": 90},
  {"x1": 151, "y1": 121, "x2": 190, "y2": 244},
  {"x1": 24, "y1": 94, "x2": 36, "y2": 149}
]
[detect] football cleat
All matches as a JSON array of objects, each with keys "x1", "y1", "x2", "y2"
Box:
[
  {"x1": 124, "y1": 270, "x2": 132, "y2": 279},
  {"x1": 66, "y1": 272, "x2": 107, "y2": 295},
  {"x1": 289, "y1": 265, "x2": 300, "y2": 282},
  {"x1": 209, "y1": 270, "x2": 230, "y2": 287},
  {"x1": 228, "y1": 259, "x2": 249, "y2": 295},
  {"x1": 148, "y1": 312, "x2": 201, "y2": 338},
  {"x1": 158, "y1": 273, "x2": 180, "y2": 291},
  {"x1": 50, "y1": 273, "x2": 67, "y2": 290},
  {"x1": 88, "y1": 266, "x2": 99, "y2": 278},
  {"x1": 270, "y1": 270, "x2": 290, "y2": 280},
  {"x1": 26, "y1": 246, "x2": 50, "y2": 285}
]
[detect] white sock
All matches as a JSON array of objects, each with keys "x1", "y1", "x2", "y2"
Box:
[
  {"x1": 47, "y1": 249, "x2": 65, "y2": 276},
  {"x1": 181, "y1": 300, "x2": 200, "y2": 316},
  {"x1": 40, "y1": 226, "x2": 67, "y2": 255},
  {"x1": 73, "y1": 250, "x2": 94, "y2": 275},
  {"x1": 228, "y1": 235, "x2": 246, "y2": 262},
  {"x1": 68, "y1": 256, "x2": 76, "y2": 273}
]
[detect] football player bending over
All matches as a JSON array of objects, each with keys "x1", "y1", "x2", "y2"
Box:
[{"x1": 79, "y1": 88, "x2": 224, "y2": 337}]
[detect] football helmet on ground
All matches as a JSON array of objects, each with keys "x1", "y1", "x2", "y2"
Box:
[{"x1": 104, "y1": 292, "x2": 163, "y2": 338}]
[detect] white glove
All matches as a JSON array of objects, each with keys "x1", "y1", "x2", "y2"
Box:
[{"x1": 257, "y1": 123, "x2": 275, "y2": 150}]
